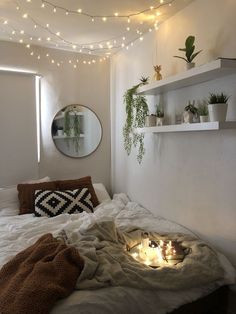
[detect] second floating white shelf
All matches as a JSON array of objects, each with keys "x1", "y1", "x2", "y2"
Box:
[{"x1": 136, "y1": 121, "x2": 236, "y2": 134}]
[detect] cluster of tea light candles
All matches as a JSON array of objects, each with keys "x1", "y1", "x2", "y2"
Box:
[{"x1": 131, "y1": 233, "x2": 177, "y2": 266}]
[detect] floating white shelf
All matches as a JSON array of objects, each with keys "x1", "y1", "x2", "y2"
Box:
[
  {"x1": 53, "y1": 134, "x2": 85, "y2": 139},
  {"x1": 137, "y1": 122, "x2": 236, "y2": 134},
  {"x1": 54, "y1": 112, "x2": 84, "y2": 121},
  {"x1": 137, "y1": 59, "x2": 236, "y2": 95}
]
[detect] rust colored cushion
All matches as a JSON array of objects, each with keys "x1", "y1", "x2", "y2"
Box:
[
  {"x1": 56, "y1": 176, "x2": 99, "y2": 207},
  {"x1": 17, "y1": 182, "x2": 57, "y2": 215}
]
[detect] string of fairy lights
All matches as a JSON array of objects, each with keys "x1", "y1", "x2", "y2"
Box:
[{"x1": 0, "y1": 0, "x2": 176, "y2": 68}]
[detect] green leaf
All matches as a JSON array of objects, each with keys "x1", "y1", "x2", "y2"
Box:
[
  {"x1": 174, "y1": 56, "x2": 188, "y2": 62},
  {"x1": 179, "y1": 48, "x2": 186, "y2": 52},
  {"x1": 189, "y1": 50, "x2": 202, "y2": 62},
  {"x1": 185, "y1": 36, "x2": 195, "y2": 49},
  {"x1": 186, "y1": 45, "x2": 195, "y2": 61}
]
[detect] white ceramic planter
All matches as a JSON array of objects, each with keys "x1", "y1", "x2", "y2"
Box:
[
  {"x1": 57, "y1": 129, "x2": 64, "y2": 136},
  {"x1": 208, "y1": 103, "x2": 228, "y2": 122},
  {"x1": 145, "y1": 115, "x2": 157, "y2": 127},
  {"x1": 186, "y1": 62, "x2": 195, "y2": 70},
  {"x1": 156, "y1": 117, "x2": 164, "y2": 126},
  {"x1": 200, "y1": 115, "x2": 208, "y2": 123}
]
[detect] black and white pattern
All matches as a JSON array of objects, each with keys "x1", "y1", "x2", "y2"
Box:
[{"x1": 34, "y1": 188, "x2": 93, "y2": 217}]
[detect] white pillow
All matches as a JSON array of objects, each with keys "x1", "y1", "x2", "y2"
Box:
[
  {"x1": 0, "y1": 177, "x2": 51, "y2": 215},
  {"x1": 93, "y1": 183, "x2": 111, "y2": 203}
]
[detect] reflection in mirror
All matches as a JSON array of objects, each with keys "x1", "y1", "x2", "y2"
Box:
[{"x1": 51, "y1": 105, "x2": 102, "y2": 158}]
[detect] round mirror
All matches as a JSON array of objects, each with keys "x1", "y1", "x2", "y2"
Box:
[{"x1": 51, "y1": 105, "x2": 102, "y2": 158}]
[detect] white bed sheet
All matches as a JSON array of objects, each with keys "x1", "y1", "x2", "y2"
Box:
[{"x1": 0, "y1": 194, "x2": 235, "y2": 314}]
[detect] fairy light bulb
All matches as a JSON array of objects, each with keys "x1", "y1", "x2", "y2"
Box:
[
  {"x1": 22, "y1": 13, "x2": 28, "y2": 18},
  {"x1": 38, "y1": 37, "x2": 41, "y2": 41},
  {"x1": 3, "y1": 20, "x2": 8, "y2": 25},
  {"x1": 160, "y1": 0, "x2": 164, "y2": 3},
  {"x1": 46, "y1": 23, "x2": 49, "y2": 28},
  {"x1": 46, "y1": 53, "x2": 49, "y2": 57},
  {"x1": 102, "y1": 17, "x2": 107, "y2": 22},
  {"x1": 77, "y1": 8, "x2": 82, "y2": 13},
  {"x1": 150, "y1": 6, "x2": 154, "y2": 10},
  {"x1": 57, "y1": 63, "x2": 60, "y2": 67},
  {"x1": 72, "y1": 45, "x2": 77, "y2": 49},
  {"x1": 91, "y1": 17, "x2": 94, "y2": 22},
  {"x1": 66, "y1": 11, "x2": 69, "y2": 15},
  {"x1": 34, "y1": 25, "x2": 37, "y2": 29},
  {"x1": 122, "y1": 37, "x2": 126, "y2": 41},
  {"x1": 51, "y1": 59, "x2": 55, "y2": 63},
  {"x1": 26, "y1": 44, "x2": 30, "y2": 48},
  {"x1": 114, "y1": 12, "x2": 119, "y2": 17},
  {"x1": 140, "y1": 37, "x2": 143, "y2": 41},
  {"x1": 53, "y1": 7, "x2": 56, "y2": 13},
  {"x1": 20, "y1": 30, "x2": 24, "y2": 34},
  {"x1": 19, "y1": 39, "x2": 23, "y2": 43},
  {"x1": 12, "y1": 30, "x2": 16, "y2": 34},
  {"x1": 37, "y1": 55, "x2": 41, "y2": 60},
  {"x1": 90, "y1": 45, "x2": 94, "y2": 49},
  {"x1": 56, "y1": 32, "x2": 60, "y2": 36},
  {"x1": 30, "y1": 51, "x2": 34, "y2": 55},
  {"x1": 126, "y1": 27, "x2": 130, "y2": 31},
  {"x1": 47, "y1": 37, "x2": 51, "y2": 41},
  {"x1": 121, "y1": 43, "x2": 125, "y2": 48},
  {"x1": 73, "y1": 65, "x2": 77, "y2": 68},
  {"x1": 127, "y1": 17, "x2": 130, "y2": 23},
  {"x1": 41, "y1": 2, "x2": 45, "y2": 8},
  {"x1": 16, "y1": 6, "x2": 20, "y2": 10}
]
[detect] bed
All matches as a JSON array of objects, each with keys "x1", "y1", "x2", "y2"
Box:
[{"x1": 0, "y1": 178, "x2": 235, "y2": 314}]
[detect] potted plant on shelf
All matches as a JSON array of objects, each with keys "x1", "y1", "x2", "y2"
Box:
[
  {"x1": 198, "y1": 102, "x2": 208, "y2": 123},
  {"x1": 208, "y1": 92, "x2": 230, "y2": 122},
  {"x1": 123, "y1": 76, "x2": 149, "y2": 163},
  {"x1": 183, "y1": 101, "x2": 198, "y2": 123},
  {"x1": 174, "y1": 35, "x2": 202, "y2": 70},
  {"x1": 156, "y1": 104, "x2": 164, "y2": 126}
]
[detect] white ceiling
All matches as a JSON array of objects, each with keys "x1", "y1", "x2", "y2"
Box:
[{"x1": 0, "y1": 0, "x2": 194, "y2": 56}]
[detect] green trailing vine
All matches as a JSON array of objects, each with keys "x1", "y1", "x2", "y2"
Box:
[
  {"x1": 123, "y1": 77, "x2": 149, "y2": 163},
  {"x1": 64, "y1": 105, "x2": 81, "y2": 153}
]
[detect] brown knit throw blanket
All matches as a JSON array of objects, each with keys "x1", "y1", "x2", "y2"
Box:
[{"x1": 0, "y1": 233, "x2": 84, "y2": 314}]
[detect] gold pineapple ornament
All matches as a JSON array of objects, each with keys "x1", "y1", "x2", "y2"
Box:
[{"x1": 153, "y1": 65, "x2": 162, "y2": 81}]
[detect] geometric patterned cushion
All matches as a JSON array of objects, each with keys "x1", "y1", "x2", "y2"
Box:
[{"x1": 34, "y1": 188, "x2": 93, "y2": 217}]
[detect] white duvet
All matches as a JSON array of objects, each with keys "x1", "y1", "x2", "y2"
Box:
[{"x1": 0, "y1": 194, "x2": 235, "y2": 314}]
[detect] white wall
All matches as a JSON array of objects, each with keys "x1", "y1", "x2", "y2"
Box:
[
  {"x1": 0, "y1": 72, "x2": 38, "y2": 186},
  {"x1": 111, "y1": 0, "x2": 236, "y2": 266},
  {"x1": 0, "y1": 41, "x2": 111, "y2": 191}
]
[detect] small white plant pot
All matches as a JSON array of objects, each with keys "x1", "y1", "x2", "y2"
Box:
[
  {"x1": 186, "y1": 62, "x2": 195, "y2": 70},
  {"x1": 145, "y1": 115, "x2": 156, "y2": 127},
  {"x1": 208, "y1": 103, "x2": 228, "y2": 122},
  {"x1": 57, "y1": 130, "x2": 63, "y2": 136},
  {"x1": 156, "y1": 117, "x2": 164, "y2": 126},
  {"x1": 183, "y1": 111, "x2": 193, "y2": 123},
  {"x1": 200, "y1": 115, "x2": 208, "y2": 123}
]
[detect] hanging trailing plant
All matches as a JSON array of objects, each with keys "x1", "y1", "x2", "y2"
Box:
[
  {"x1": 64, "y1": 105, "x2": 81, "y2": 153},
  {"x1": 123, "y1": 77, "x2": 149, "y2": 163}
]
